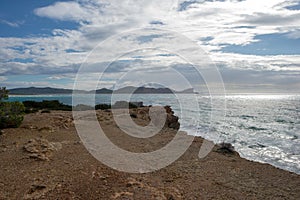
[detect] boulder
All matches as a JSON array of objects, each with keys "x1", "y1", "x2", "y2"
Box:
[
  {"x1": 164, "y1": 106, "x2": 180, "y2": 130},
  {"x1": 216, "y1": 142, "x2": 237, "y2": 155},
  {"x1": 23, "y1": 138, "x2": 62, "y2": 161}
]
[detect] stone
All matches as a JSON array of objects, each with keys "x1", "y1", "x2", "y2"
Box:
[
  {"x1": 164, "y1": 106, "x2": 180, "y2": 130},
  {"x1": 216, "y1": 142, "x2": 236, "y2": 154},
  {"x1": 23, "y1": 138, "x2": 62, "y2": 161}
]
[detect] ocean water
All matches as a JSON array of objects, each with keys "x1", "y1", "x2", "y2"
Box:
[{"x1": 7, "y1": 93, "x2": 300, "y2": 174}]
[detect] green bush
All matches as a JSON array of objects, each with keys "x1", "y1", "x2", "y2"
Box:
[
  {"x1": 0, "y1": 102, "x2": 25, "y2": 128},
  {"x1": 41, "y1": 109, "x2": 51, "y2": 113},
  {"x1": 0, "y1": 87, "x2": 8, "y2": 100},
  {"x1": 95, "y1": 104, "x2": 111, "y2": 110},
  {"x1": 23, "y1": 100, "x2": 72, "y2": 111}
]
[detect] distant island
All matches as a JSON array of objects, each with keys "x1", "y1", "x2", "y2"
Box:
[{"x1": 9, "y1": 86, "x2": 196, "y2": 95}]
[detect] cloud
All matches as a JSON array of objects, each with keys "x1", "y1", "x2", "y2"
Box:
[
  {"x1": 3, "y1": 80, "x2": 74, "y2": 90},
  {"x1": 0, "y1": 0, "x2": 299, "y2": 92},
  {"x1": 34, "y1": 1, "x2": 92, "y2": 22},
  {"x1": 240, "y1": 12, "x2": 300, "y2": 26},
  {"x1": 286, "y1": 29, "x2": 300, "y2": 39},
  {"x1": 31, "y1": 0, "x2": 300, "y2": 49},
  {"x1": 0, "y1": 76, "x2": 7, "y2": 81},
  {"x1": 0, "y1": 19, "x2": 23, "y2": 27}
]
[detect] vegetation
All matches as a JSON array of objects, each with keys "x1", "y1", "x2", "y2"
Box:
[
  {"x1": 0, "y1": 86, "x2": 145, "y2": 129},
  {"x1": 95, "y1": 104, "x2": 111, "y2": 110},
  {"x1": 0, "y1": 87, "x2": 25, "y2": 128},
  {"x1": 0, "y1": 87, "x2": 9, "y2": 101},
  {"x1": 23, "y1": 100, "x2": 72, "y2": 112},
  {"x1": 112, "y1": 101, "x2": 138, "y2": 109}
]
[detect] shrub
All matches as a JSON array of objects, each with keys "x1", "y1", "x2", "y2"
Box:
[
  {"x1": 0, "y1": 102, "x2": 25, "y2": 128},
  {"x1": 0, "y1": 87, "x2": 8, "y2": 100},
  {"x1": 23, "y1": 100, "x2": 72, "y2": 111},
  {"x1": 25, "y1": 107, "x2": 39, "y2": 114},
  {"x1": 41, "y1": 110, "x2": 51, "y2": 113},
  {"x1": 95, "y1": 104, "x2": 111, "y2": 110},
  {"x1": 112, "y1": 101, "x2": 138, "y2": 109}
]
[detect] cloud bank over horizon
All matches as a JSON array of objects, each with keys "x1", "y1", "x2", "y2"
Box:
[{"x1": 0, "y1": 0, "x2": 300, "y2": 93}]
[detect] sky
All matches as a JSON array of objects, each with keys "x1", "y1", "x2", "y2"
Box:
[{"x1": 0, "y1": 0, "x2": 300, "y2": 93}]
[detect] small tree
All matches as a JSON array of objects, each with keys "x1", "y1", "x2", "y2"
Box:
[
  {"x1": 0, "y1": 87, "x2": 9, "y2": 101},
  {"x1": 0, "y1": 87, "x2": 25, "y2": 129}
]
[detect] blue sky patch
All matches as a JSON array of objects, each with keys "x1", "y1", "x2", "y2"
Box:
[
  {"x1": 221, "y1": 33, "x2": 300, "y2": 55},
  {"x1": 9, "y1": 58, "x2": 34, "y2": 63},
  {"x1": 286, "y1": 2, "x2": 300, "y2": 10},
  {"x1": 150, "y1": 21, "x2": 164, "y2": 25},
  {"x1": 0, "y1": 0, "x2": 78, "y2": 37},
  {"x1": 137, "y1": 34, "x2": 163, "y2": 44}
]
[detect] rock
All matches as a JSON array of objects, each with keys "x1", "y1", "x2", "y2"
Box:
[
  {"x1": 22, "y1": 125, "x2": 38, "y2": 130},
  {"x1": 41, "y1": 110, "x2": 51, "y2": 113},
  {"x1": 113, "y1": 101, "x2": 144, "y2": 109},
  {"x1": 216, "y1": 142, "x2": 236, "y2": 155},
  {"x1": 166, "y1": 114, "x2": 180, "y2": 130},
  {"x1": 164, "y1": 187, "x2": 182, "y2": 200},
  {"x1": 134, "y1": 106, "x2": 180, "y2": 129},
  {"x1": 164, "y1": 105, "x2": 174, "y2": 114},
  {"x1": 38, "y1": 126, "x2": 55, "y2": 133},
  {"x1": 0, "y1": 144, "x2": 7, "y2": 152},
  {"x1": 130, "y1": 101, "x2": 144, "y2": 107},
  {"x1": 0, "y1": 129, "x2": 3, "y2": 135},
  {"x1": 24, "y1": 183, "x2": 56, "y2": 200},
  {"x1": 130, "y1": 113, "x2": 137, "y2": 118},
  {"x1": 23, "y1": 138, "x2": 62, "y2": 161},
  {"x1": 111, "y1": 191, "x2": 134, "y2": 199},
  {"x1": 164, "y1": 106, "x2": 180, "y2": 130},
  {"x1": 61, "y1": 118, "x2": 74, "y2": 129}
]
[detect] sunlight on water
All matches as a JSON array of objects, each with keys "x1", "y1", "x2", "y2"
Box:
[{"x1": 225, "y1": 94, "x2": 296, "y2": 100}]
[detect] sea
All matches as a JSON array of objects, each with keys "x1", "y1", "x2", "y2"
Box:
[{"x1": 7, "y1": 93, "x2": 300, "y2": 174}]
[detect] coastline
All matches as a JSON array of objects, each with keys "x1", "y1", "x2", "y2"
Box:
[
  {"x1": 0, "y1": 109, "x2": 299, "y2": 199},
  {"x1": 3, "y1": 96, "x2": 300, "y2": 174}
]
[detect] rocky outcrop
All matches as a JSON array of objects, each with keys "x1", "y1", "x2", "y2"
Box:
[
  {"x1": 23, "y1": 138, "x2": 62, "y2": 161},
  {"x1": 128, "y1": 105, "x2": 180, "y2": 130},
  {"x1": 164, "y1": 106, "x2": 180, "y2": 130},
  {"x1": 215, "y1": 142, "x2": 238, "y2": 155}
]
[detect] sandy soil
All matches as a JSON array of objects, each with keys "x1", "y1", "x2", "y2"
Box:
[{"x1": 0, "y1": 109, "x2": 299, "y2": 200}]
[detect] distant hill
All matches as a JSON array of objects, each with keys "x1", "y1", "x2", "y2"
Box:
[
  {"x1": 95, "y1": 88, "x2": 113, "y2": 94},
  {"x1": 176, "y1": 88, "x2": 196, "y2": 94},
  {"x1": 114, "y1": 86, "x2": 173, "y2": 94},
  {"x1": 9, "y1": 87, "x2": 86, "y2": 95},
  {"x1": 9, "y1": 86, "x2": 195, "y2": 95}
]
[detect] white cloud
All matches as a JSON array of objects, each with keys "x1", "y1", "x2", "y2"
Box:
[
  {"x1": 211, "y1": 52, "x2": 300, "y2": 71},
  {"x1": 34, "y1": 1, "x2": 91, "y2": 22},
  {"x1": 0, "y1": 76, "x2": 7, "y2": 82},
  {"x1": 1, "y1": 0, "x2": 300, "y2": 91},
  {"x1": 286, "y1": 29, "x2": 300, "y2": 39},
  {"x1": 0, "y1": 19, "x2": 23, "y2": 27}
]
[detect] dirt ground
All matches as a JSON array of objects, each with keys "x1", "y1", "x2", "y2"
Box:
[{"x1": 0, "y1": 109, "x2": 299, "y2": 199}]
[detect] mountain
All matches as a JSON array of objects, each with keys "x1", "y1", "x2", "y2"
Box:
[
  {"x1": 114, "y1": 86, "x2": 173, "y2": 94},
  {"x1": 95, "y1": 88, "x2": 113, "y2": 94},
  {"x1": 9, "y1": 86, "x2": 195, "y2": 95},
  {"x1": 9, "y1": 87, "x2": 86, "y2": 95}
]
